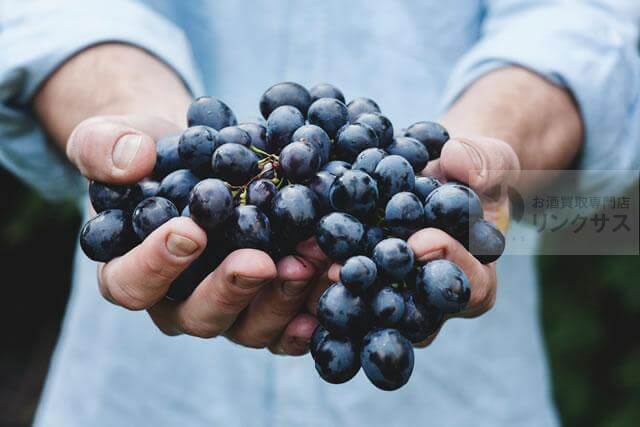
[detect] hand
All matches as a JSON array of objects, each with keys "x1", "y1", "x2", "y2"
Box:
[{"x1": 67, "y1": 114, "x2": 323, "y2": 355}]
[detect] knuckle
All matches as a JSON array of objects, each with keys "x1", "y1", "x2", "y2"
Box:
[
  {"x1": 178, "y1": 314, "x2": 220, "y2": 339},
  {"x1": 111, "y1": 285, "x2": 149, "y2": 311},
  {"x1": 141, "y1": 254, "x2": 183, "y2": 283}
]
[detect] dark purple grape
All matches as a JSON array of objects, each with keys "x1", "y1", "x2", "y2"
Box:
[
  {"x1": 266, "y1": 105, "x2": 305, "y2": 153},
  {"x1": 237, "y1": 122, "x2": 270, "y2": 152},
  {"x1": 370, "y1": 287, "x2": 405, "y2": 327},
  {"x1": 352, "y1": 148, "x2": 387, "y2": 176},
  {"x1": 211, "y1": 143, "x2": 259, "y2": 186},
  {"x1": 187, "y1": 96, "x2": 237, "y2": 130},
  {"x1": 329, "y1": 169, "x2": 379, "y2": 219},
  {"x1": 178, "y1": 125, "x2": 219, "y2": 176},
  {"x1": 423, "y1": 183, "x2": 483, "y2": 241},
  {"x1": 467, "y1": 219, "x2": 505, "y2": 264},
  {"x1": 89, "y1": 181, "x2": 143, "y2": 213},
  {"x1": 138, "y1": 180, "x2": 160, "y2": 199},
  {"x1": 309, "y1": 83, "x2": 345, "y2": 103},
  {"x1": 317, "y1": 282, "x2": 368, "y2": 338},
  {"x1": 386, "y1": 137, "x2": 429, "y2": 172},
  {"x1": 361, "y1": 328, "x2": 414, "y2": 391},
  {"x1": 340, "y1": 255, "x2": 377, "y2": 294},
  {"x1": 246, "y1": 179, "x2": 277, "y2": 212},
  {"x1": 316, "y1": 212, "x2": 365, "y2": 261},
  {"x1": 399, "y1": 292, "x2": 444, "y2": 343},
  {"x1": 334, "y1": 123, "x2": 379, "y2": 162},
  {"x1": 270, "y1": 184, "x2": 319, "y2": 242},
  {"x1": 314, "y1": 335, "x2": 361, "y2": 384},
  {"x1": 384, "y1": 192, "x2": 424, "y2": 239},
  {"x1": 414, "y1": 176, "x2": 441, "y2": 202},
  {"x1": 260, "y1": 82, "x2": 312, "y2": 118},
  {"x1": 307, "y1": 171, "x2": 336, "y2": 214},
  {"x1": 373, "y1": 155, "x2": 415, "y2": 202},
  {"x1": 347, "y1": 97, "x2": 381, "y2": 121},
  {"x1": 279, "y1": 140, "x2": 321, "y2": 183},
  {"x1": 188, "y1": 178, "x2": 234, "y2": 230},
  {"x1": 153, "y1": 134, "x2": 184, "y2": 179},
  {"x1": 132, "y1": 196, "x2": 179, "y2": 240},
  {"x1": 372, "y1": 238, "x2": 414, "y2": 281},
  {"x1": 291, "y1": 124, "x2": 331, "y2": 165},
  {"x1": 80, "y1": 209, "x2": 135, "y2": 262},
  {"x1": 321, "y1": 160, "x2": 351, "y2": 177},
  {"x1": 307, "y1": 98, "x2": 349, "y2": 139},
  {"x1": 352, "y1": 113, "x2": 393, "y2": 148},
  {"x1": 157, "y1": 169, "x2": 200, "y2": 211},
  {"x1": 226, "y1": 205, "x2": 271, "y2": 250},
  {"x1": 216, "y1": 126, "x2": 252, "y2": 147},
  {"x1": 404, "y1": 121, "x2": 449, "y2": 159},
  {"x1": 416, "y1": 260, "x2": 470, "y2": 314}
]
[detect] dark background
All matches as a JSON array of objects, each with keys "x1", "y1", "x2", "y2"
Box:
[{"x1": 0, "y1": 168, "x2": 638, "y2": 427}]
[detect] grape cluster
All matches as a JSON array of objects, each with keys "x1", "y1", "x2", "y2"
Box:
[{"x1": 80, "y1": 82, "x2": 506, "y2": 389}]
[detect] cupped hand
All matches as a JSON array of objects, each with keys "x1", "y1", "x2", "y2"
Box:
[{"x1": 68, "y1": 115, "x2": 323, "y2": 355}]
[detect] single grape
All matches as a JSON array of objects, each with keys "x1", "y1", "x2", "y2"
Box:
[
  {"x1": 260, "y1": 82, "x2": 312, "y2": 118},
  {"x1": 370, "y1": 287, "x2": 405, "y2": 327},
  {"x1": 246, "y1": 179, "x2": 277, "y2": 212},
  {"x1": 386, "y1": 136, "x2": 429, "y2": 172},
  {"x1": 153, "y1": 134, "x2": 184, "y2": 179},
  {"x1": 321, "y1": 160, "x2": 351, "y2": 177},
  {"x1": 132, "y1": 196, "x2": 179, "y2": 240},
  {"x1": 317, "y1": 282, "x2": 369, "y2": 338},
  {"x1": 352, "y1": 112, "x2": 393, "y2": 148},
  {"x1": 187, "y1": 96, "x2": 237, "y2": 130},
  {"x1": 313, "y1": 335, "x2": 361, "y2": 384},
  {"x1": 372, "y1": 238, "x2": 414, "y2": 281},
  {"x1": 307, "y1": 171, "x2": 336, "y2": 214},
  {"x1": 89, "y1": 181, "x2": 143, "y2": 213},
  {"x1": 416, "y1": 259, "x2": 471, "y2": 314},
  {"x1": 211, "y1": 143, "x2": 259, "y2": 186},
  {"x1": 361, "y1": 328, "x2": 414, "y2": 391},
  {"x1": 467, "y1": 219, "x2": 505, "y2": 264},
  {"x1": 309, "y1": 83, "x2": 345, "y2": 103},
  {"x1": 291, "y1": 124, "x2": 331, "y2": 165},
  {"x1": 178, "y1": 125, "x2": 219, "y2": 176},
  {"x1": 80, "y1": 209, "x2": 135, "y2": 262},
  {"x1": 270, "y1": 184, "x2": 319, "y2": 242},
  {"x1": 334, "y1": 123, "x2": 379, "y2": 162},
  {"x1": 157, "y1": 169, "x2": 200, "y2": 211},
  {"x1": 404, "y1": 121, "x2": 449, "y2": 159},
  {"x1": 373, "y1": 155, "x2": 416, "y2": 202},
  {"x1": 363, "y1": 226, "x2": 386, "y2": 256},
  {"x1": 266, "y1": 105, "x2": 305, "y2": 153},
  {"x1": 316, "y1": 212, "x2": 365, "y2": 261},
  {"x1": 279, "y1": 140, "x2": 321, "y2": 183},
  {"x1": 226, "y1": 205, "x2": 271, "y2": 250},
  {"x1": 237, "y1": 122, "x2": 270, "y2": 152},
  {"x1": 399, "y1": 291, "x2": 444, "y2": 343},
  {"x1": 384, "y1": 192, "x2": 424, "y2": 239},
  {"x1": 352, "y1": 148, "x2": 387, "y2": 176},
  {"x1": 414, "y1": 176, "x2": 441, "y2": 202},
  {"x1": 347, "y1": 97, "x2": 381, "y2": 121},
  {"x1": 423, "y1": 183, "x2": 483, "y2": 241},
  {"x1": 340, "y1": 255, "x2": 377, "y2": 294},
  {"x1": 329, "y1": 169, "x2": 379, "y2": 219},
  {"x1": 188, "y1": 178, "x2": 234, "y2": 230},
  {"x1": 138, "y1": 179, "x2": 160, "y2": 199},
  {"x1": 216, "y1": 126, "x2": 252, "y2": 147},
  {"x1": 307, "y1": 97, "x2": 349, "y2": 139}
]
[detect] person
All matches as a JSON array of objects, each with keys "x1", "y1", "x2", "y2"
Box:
[{"x1": 1, "y1": 1, "x2": 638, "y2": 426}]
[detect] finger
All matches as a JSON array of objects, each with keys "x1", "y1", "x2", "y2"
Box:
[
  {"x1": 153, "y1": 249, "x2": 277, "y2": 338},
  {"x1": 408, "y1": 228, "x2": 497, "y2": 318},
  {"x1": 305, "y1": 270, "x2": 333, "y2": 316},
  {"x1": 269, "y1": 313, "x2": 319, "y2": 356},
  {"x1": 327, "y1": 263, "x2": 342, "y2": 283},
  {"x1": 295, "y1": 237, "x2": 330, "y2": 270},
  {"x1": 99, "y1": 217, "x2": 207, "y2": 310},
  {"x1": 225, "y1": 255, "x2": 316, "y2": 348},
  {"x1": 67, "y1": 115, "x2": 180, "y2": 183},
  {"x1": 439, "y1": 137, "x2": 520, "y2": 195}
]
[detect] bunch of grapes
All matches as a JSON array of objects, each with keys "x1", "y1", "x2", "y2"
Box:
[{"x1": 80, "y1": 82, "x2": 505, "y2": 390}]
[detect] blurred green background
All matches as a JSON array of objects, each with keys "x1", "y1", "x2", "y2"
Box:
[{"x1": 0, "y1": 168, "x2": 638, "y2": 426}]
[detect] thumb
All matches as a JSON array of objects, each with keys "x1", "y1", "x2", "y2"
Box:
[
  {"x1": 439, "y1": 137, "x2": 520, "y2": 195},
  {"x1": 66, "y1": 115, "x2": 181, "y2": 183}
]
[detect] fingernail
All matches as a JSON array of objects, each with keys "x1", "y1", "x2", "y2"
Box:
[
  {"x1": 166, "y1": 233, "x2": 199, "y2": 257},
  {"x1": 112, "y1": 134, "x2": 142, "y2": 170},
  {"x1": 281, "y1": 280, "x2": 307, "y2": 297},
  {"x1": 234, "y1": 275, "x2": 268, "y2": 289}
]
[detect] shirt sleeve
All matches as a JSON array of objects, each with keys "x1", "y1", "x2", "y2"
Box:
[
  {"x1": 0, "y1": 0, "x2": 204, "y2": 201},
  {"x1": 440, "y1": 0, "x2": 640, "y2": 193}
]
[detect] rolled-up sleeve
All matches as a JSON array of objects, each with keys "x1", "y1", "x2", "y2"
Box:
[
  {"x1": 0, "y1": 0, "x2": 203, "y2": 200},
  {"x1": 440, "y1": 0, "x2": 640, "y2": 191}
]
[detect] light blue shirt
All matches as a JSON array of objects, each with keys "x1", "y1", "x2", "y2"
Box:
[{"x1": 1, "y1": 1, "x2": 639, "y2": 426}]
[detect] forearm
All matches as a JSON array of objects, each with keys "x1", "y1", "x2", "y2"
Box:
[
  {"x1": 33, "y1": 43, "x2": 192, "y2": 148},
  {"x1": 441, "y1": 66, "x2": 583, "y2": 175}
]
